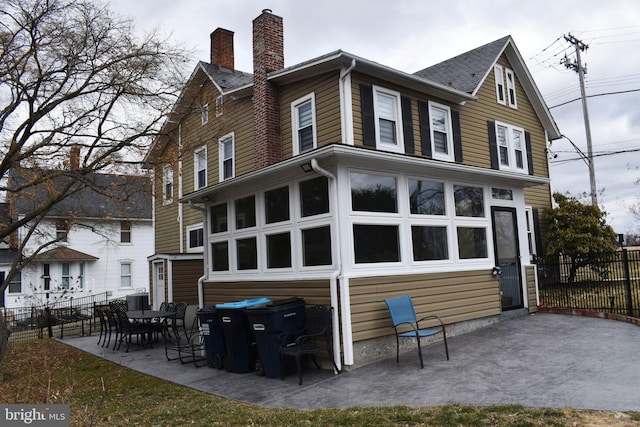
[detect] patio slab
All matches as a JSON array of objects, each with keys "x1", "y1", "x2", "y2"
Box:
[{"x1": 62, "y1": 313, "x2": 640, "y2": 411}]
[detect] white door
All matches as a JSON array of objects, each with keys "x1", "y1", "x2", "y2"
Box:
[{"x1": 153, "y1": 261, "x2": 166, "y2": 309}]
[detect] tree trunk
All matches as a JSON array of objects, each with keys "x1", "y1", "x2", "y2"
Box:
[{"x1": 0, "y1": 314, "x2": 11, "y2": 383}]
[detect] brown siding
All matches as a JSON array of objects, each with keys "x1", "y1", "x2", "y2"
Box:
[
  {"x1": 460, "y1": 56, "x2": 549, "y2": 176},
  {"x1": 280, "y1": 71, "x2": 342, "y2": 159},
  {"x1": 202, "y1": 280, "x2": 331, "y2": 307},
  {"x1": 172, "y1": 259, "x2": 204, "y2": 305},
  {"x1": 525, "y1": 265, "x2": 538, "y2": 313},
  {"x1": 349, "y1": 271, "x2": 500, "y2": 342}
]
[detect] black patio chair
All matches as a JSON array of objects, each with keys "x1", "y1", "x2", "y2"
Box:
[
  {"x1": 94, "y1": 305, "x2": 110, "y2": 347},
  {"x1": 108, "y1": 299, "x2": 128, "y2": 313},
  {"x1": 278, "y1": 304, "x2": 340, "y2": 385},
  {"x1": 114, "y1": 309, "x2": 154, "y2": 352},
  {"x1": 384, "y1": 294, "x2": 449, "y2": 369},
  {"x1": 164, "y1": 315, "x2": 206, "y2": 367}
]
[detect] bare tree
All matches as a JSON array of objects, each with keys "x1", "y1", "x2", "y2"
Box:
[{"x1": 0, "y1": 0, "x2": 190, "y2": 359}]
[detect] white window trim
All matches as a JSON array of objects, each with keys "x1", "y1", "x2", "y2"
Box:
[
  {"x1": 505, "y1": 68, "x2": 517, "y2": 109},
  {"x1": 494, "y1": 121, "x2": 528, "y2": 173},
  {"x1": 428, "y1": 101, "x2": 455, "y2": 162},
  {"x1": 207, "y1": 178, "x2": 334, "y2": 278},
  {"x1": 201, "y1": 103, "x2": 209, "y2": 125},
  {"x1": 186, "y1": 223, "x2": 204, "y2": 253},
  {"x1": 525, "y1": 206, "x2": 537, "y2": 262},
  {"x1": 215, "y1": 95, "x2": 223, "y2": 117},
  {"x1": 163, "y1": 164, "x2": 173, "y2": 205},
  {"x1": 218, "y1": 132, "x2": 235, "y2": 182},
  {"x1": 494, "y1": 65, "x2": 506, "y2": 105},
  {"x1": 372, "y1": 85, "x2": 404, "y2": 153},
  {"x1": 291, "y1": 93, "x2": 317, "y2": 155},
  {"x1": 194, "y1": 146, "x2": 208, "y2": 190},
  {"x1": 119, "y1": 260, "x2": 133, "y2": 289}
]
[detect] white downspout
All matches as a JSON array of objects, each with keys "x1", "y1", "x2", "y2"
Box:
[
  {"x1": 310, "y1": 158, "x2": 343, "y2": 371},
  {"x1": 178, "y1": 123, "x2": 184, "y2": 253},
  {"x1": 340, "y1": 59, "x2": 356, "y2": 146},
  {"x1": 189, "y1": 201, "x2": 208, "y2": 309}
]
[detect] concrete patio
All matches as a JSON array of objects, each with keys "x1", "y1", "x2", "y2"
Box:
[{"x1": 62, "y1": 313, "x2": 640, "y2": 412}]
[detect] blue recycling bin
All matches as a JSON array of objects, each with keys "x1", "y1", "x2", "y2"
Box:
[
  {"x1": 216, "y1": 297, "x2": 271, "y2": 373},
  {"x1": 247, "y1": 297, "x2": 306, "y2": 378},
  {"x1": 196, "y1": 307, "x2": 226, "y2": 369}
]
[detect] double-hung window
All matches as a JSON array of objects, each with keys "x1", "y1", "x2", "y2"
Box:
[
  {"x1": 194, "y1": 147, "x2": 207, "y2": 190},
  {"x1": 219, "y1": 133, "x2": 234, "y2": 181},
  {"x1": 292, "y1": 93, "x2": 316, "y2": 155},
  {"x1": 494, "y1": 65, "x2": 506, "y2": 105},
  {"x1": 201, "y1": 104, "x2": 209, "y2": 125},
  {"x1": 505, "y1": 69, "x2": 517, "y2": 108},
  {"x1": 56, "y1": 221, "x2": 69, "y2": 242},
  {"x1": 187, "y1": 224, "x2": 204, "y2": 251},
  {"x1": 120, "y1": 261, "x2": 132, "y2": 289},
  {"x1": 373, "y1": 86, "x2": 403, "y2": 153},
  {"x1": 429, "y1": 101, "x2": 454, "y2": 161},
  {"x1": 163, "y1": 165, "x2": 173, "y2": 204},
  {"x1": 8, "y1": 272, "x2": 22, "y2": 294},
  {"x1": 495, "y1": 121, "x2": 527, "y2": 173},
  {"x1": 120, "y1": 221, "x2": 131, "y2": 243}
]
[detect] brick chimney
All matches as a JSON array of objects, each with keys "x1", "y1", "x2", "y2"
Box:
[
  {"x1": 70, "y1": 145, "x2": 80, "y2": 170},
  {"x1": 210, "y1": 28, "x2": 234, "y2": 69},
  {"x1": 253, "y1": 9, "x2": 284, "y2": 169}
]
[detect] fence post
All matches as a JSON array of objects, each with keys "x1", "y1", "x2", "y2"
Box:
[
  {"x1": 45, "y1": 306, "x2": 53, "y2": 338},
  {"x1": 622, "y1": 248, "x2": 633, "y2": 316}
]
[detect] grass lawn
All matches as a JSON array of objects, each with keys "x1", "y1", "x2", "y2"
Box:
[{"x1": 1, "y1": 340, "x2": 639, "y2": 426}]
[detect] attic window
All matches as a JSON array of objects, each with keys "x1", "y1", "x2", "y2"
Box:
[
  {"x1": 216, "y1": 95, "x2": 223, "y2": 117},
  {"x1": 505, "y1": 69, "x2": 517, "y2": 108},
  {"x1": 201, "y1": 104, "x2": 209, "y2": 125},
  {"x1": 494, "y1": 65, "x2": 506, "y2": 105}
]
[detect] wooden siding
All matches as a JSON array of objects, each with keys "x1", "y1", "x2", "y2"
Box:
[
  {"x1": 171, "y1": 259, "x2": 204, "y2": 305},
  {"x1": 349, "y1": 270, "x2": 500, "y2": 342},
  {"x1": 525, "y1": 265, "x2": 538, "y2": 313},
  {"x1": 280, "y1": 71, "x2": 343, "y2": 159},
  {"x1": 202, "y1": 280, "x2": 331, "y2": 307}
]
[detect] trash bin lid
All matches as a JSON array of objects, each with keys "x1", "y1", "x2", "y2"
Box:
[
  {"x1": 215, "y1": 297, "x2": 271, "y2": 309},
  {"x1": 267, "y1": 297, "x2": 304, "y2": 307}
]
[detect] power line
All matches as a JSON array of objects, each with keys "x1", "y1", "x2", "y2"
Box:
[
  {"x1": 550, "y1": 147, "x2": 640, "y2": 165},
  {"x1": 549, "y1": 88, "x2": 640, "y2": 109}
]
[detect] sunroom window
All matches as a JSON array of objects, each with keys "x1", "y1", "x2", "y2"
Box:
[{"x1": 350, "y1": 172, "x2": 397, "y2": 213}]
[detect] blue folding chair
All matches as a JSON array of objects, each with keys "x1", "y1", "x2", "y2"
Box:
[{"x1": 384, "y1": 295, "x2": 449, "y2": 368}]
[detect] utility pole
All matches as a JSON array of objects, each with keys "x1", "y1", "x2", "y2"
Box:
[{"x1": 562, "y1": 33, "x2": 597, "y2": 206}]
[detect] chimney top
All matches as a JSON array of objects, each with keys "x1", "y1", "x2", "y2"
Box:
[{"x1": 210, "y1": 28, "x2": 235, "y2": 69}]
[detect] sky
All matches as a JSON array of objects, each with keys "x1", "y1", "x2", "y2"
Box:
[{"x1": 109, "y1": 0, "x2": 640, "y2": 235}]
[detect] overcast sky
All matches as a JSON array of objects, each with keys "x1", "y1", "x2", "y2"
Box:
[{"x1": 109, "y1": 0, "x2": 640, "y2": 235}]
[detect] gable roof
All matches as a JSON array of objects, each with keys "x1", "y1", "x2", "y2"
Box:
[
  {"x1": 414, "y1": 36, "x2": 561, "y2": 140},
  {"x1": 11, "y1": 170, "x2": 152, "y2": 220},
  {"x1": 414, "y1": 36, "x2": 510, "y2": 95}
]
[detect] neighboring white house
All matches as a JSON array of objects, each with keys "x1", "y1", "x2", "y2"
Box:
[{"x1": 1, "y1": 170, "x2": 153, "y2": 309}]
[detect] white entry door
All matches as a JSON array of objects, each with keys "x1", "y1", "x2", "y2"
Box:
[{"x1": 153, "y1": 261, "x2": 166, "y2": 309}]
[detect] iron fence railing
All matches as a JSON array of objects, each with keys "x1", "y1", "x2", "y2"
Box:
[
  {"x1": 2, "y1": 292, "x2": 110, "y2": 345},
  {"x1": 537, "y1": 249, "x2": 640, "y2": 317}
]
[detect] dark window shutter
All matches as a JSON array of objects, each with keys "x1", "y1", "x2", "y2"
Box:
[
  {"x1": 532, "y1": 208, "x2": 543, "y2": 258},
  {"x1": 418, "y1": 100, "x2": 431, "y2": 157},
  {"x1": 452, "y1": 110, "x2": 463, "y2": 163},
  {"x1": 401, "y1": 96, "x2": 414, "y2": 154},
  {"x1": 525, "y1": 131, "x2": 534, "y2": 175},
  {"x1": 487, "y1": 120, "x2": 498, "y2": 169},
  {"x1": 360, "y1": 84, "x2": 376, "y2": 148}
]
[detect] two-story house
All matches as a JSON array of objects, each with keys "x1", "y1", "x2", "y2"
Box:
[
  {"x1": 145, "y1": 10, "x2": 560, "y2": 369},
  {"x1": 2, "y1": 151, "x2": 154, "y2": 309}
]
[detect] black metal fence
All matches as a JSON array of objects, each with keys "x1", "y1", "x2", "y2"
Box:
[
  {"x1": 1, "y1": 292, "x2": 110, "y2": 345},
  {"x1": 537, "y1": 249, "x2": 640, "y2": 317}
]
